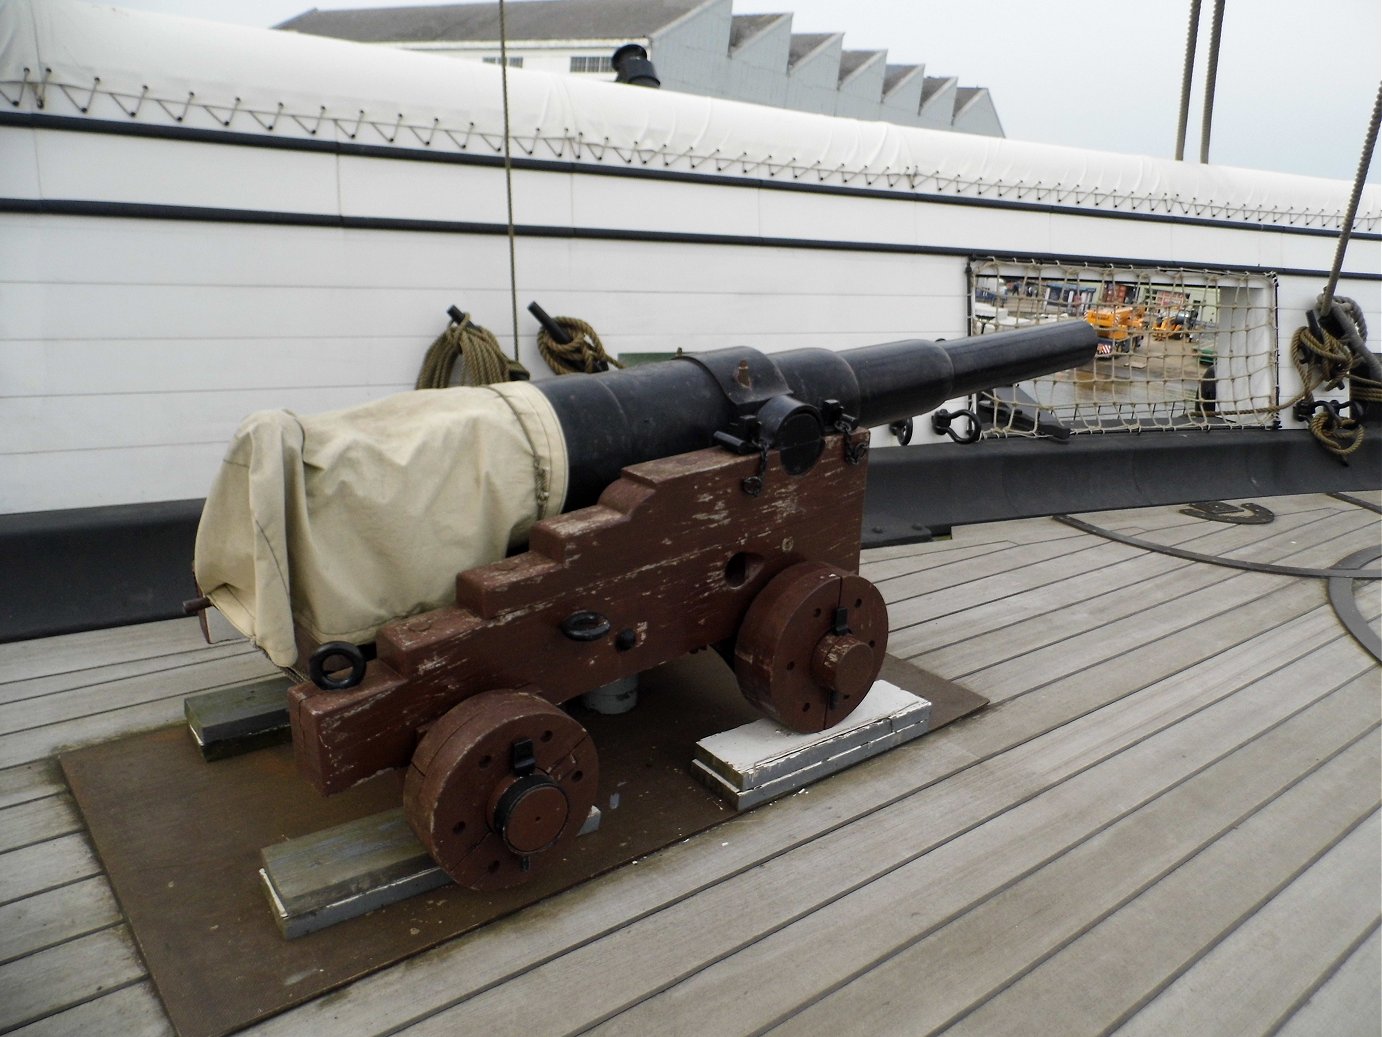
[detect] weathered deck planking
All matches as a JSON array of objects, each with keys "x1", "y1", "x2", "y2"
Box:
[{"x1": 0, "y1": 493, "x2": 1376, "y2": 1036}]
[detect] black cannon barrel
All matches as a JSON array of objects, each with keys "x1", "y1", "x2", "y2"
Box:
[{"x1": 536, "y1": 320, "x2": 1097, "y2": 509}]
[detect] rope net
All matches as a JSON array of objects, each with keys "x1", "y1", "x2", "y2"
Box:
[{"x1": 970, "y1": 259, "x2": 1278, "y2": 436}]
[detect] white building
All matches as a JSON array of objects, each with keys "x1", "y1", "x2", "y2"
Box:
[{"x1": 276, "y1": 0, "x2": 1005, "y2": 135}]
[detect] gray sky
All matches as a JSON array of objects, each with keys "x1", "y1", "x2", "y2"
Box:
[{"x1": 113, "y1": 0, "x2": 1381, "y2": 183}]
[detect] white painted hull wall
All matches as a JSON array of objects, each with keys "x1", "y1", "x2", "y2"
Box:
[{"x1": 0, "y1": 0, "x2": 1378, "y2": 515}]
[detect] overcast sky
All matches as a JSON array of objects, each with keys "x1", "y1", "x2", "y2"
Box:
[{"x1": 113, "y1": 0, "x2": 1381, "y2": 184}]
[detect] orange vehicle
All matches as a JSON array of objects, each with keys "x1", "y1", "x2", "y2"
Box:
[{"x1": 1084, "y1": 305, "x2": 1146, "y2": 355}]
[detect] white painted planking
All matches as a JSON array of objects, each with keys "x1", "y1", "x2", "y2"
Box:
[
  {"x1": 34, "y1": 132, "x2": 339, "y2": 214},
  {"x1": 757, "y1": 188, "x2": 923, "y2": 248},
  {"x1": 0, "y1": 338, "x2": 423, "y2": 398},
  {"x1": 0, "y1": 443, "x2": 234, "y2": 512},
  {"x1": 0, "y1": 126, "x2": 40, "y2": 197},
  {"x1": 569, "y1": 173, "x2": 759, "y2": 238},
  {"x1": 2, "y1": 385, "x2": 399, "y2": 454}
]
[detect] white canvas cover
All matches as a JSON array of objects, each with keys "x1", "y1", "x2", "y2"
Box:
[
  {"x1": 0, "y1": 0, "x2": 1372, "y2": 228},
  {"x1": 193, "y1": 382, "x2": 568, "y2": 667}
]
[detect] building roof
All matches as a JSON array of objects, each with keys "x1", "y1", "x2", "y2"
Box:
[
  {"x1": 838, "y1": 48, "x2": 883, "y2": 83},
  {"x1": 787, "y1": 32, "x2": 836, "y2": 67},
  {"x1": 729, "y1": 13, "x2": 785, "y2": 51},
  {"x1": 883, "y1": 63, "x2": 923, "y2": 93},
  {"x1": 277, "y1": 0, "x2": 713, "y2": 43}
]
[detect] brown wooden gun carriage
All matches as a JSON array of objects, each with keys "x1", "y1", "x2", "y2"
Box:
[{"x1": 286, "y1": 323, "x2": 1097, "y2": 890}]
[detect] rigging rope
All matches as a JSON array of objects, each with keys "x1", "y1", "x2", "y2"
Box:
[
  {"x1": 536, "y1": 316, "x2": 624, "y2": 375},
  {"x1": 1198, "y1": 0, "x2": 1226, "y2": 163},
  {"x1": 497, "y1": 0, "x2": 521, "y2": 362},
  {"x1": 1321, "y1": 80, "x2": 1382, "y2": 314},
  {"x1": 1174, "y1": 0, "x2": 1203, "y2": 161}
]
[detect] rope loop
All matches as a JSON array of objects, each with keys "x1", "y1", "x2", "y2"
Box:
[
  {"x1": 415, "y1": 311, "x2": 521, "y2": 388},
  {"x1": 537, "y1": 316, "x2": 624, "y2": 375},
  {"x1": 1308, "y1": 407, "x2": 1366, "y2": 457}
]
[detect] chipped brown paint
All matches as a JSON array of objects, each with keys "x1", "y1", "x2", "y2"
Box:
[{"x1": 288, "y1": 432, "x2": 872, "y2": 797}]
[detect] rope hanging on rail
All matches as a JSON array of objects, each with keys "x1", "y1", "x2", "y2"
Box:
[
  {"x1": 415, "y1": 306, "x2": 528, "y2": 388},
  {"x1": 537, "y1": 315, "x2": 625, "y2": 375}
]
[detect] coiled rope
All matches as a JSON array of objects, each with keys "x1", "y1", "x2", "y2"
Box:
[
  {"x1": 536, "y1": 316, "x2": 625, "y2": 375},
  {"x1": 415, "y1": 310, "x2": 523, "y2": 388}
]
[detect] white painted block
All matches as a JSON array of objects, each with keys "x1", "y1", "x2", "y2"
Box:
[{"x1": 694, "y1": 680, "x2": 931, "y2": 810}]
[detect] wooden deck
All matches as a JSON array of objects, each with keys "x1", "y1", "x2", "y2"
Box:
[{"x1": 1, "y1": 492, "x2": 1378, "y2": 1036}]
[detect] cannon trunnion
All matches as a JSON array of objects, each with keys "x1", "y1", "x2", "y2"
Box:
[{"x1": 288, "y1": 429, "x2": 883, "y2": 889}]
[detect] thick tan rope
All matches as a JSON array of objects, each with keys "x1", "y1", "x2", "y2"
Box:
[
  {"x1": 536, "y1": 316, "x2": 625, "y2": 375},
  {"x1": 415, "y1": 314, "x2": 517, "y2": 388},
  {"x1": 1288, "y1": 296, "x2": 1381, "y2": 457}
]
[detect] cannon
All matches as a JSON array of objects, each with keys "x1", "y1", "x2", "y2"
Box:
[{"x1": 285, "y1": 321, "x2": 1096, "y2": 889}]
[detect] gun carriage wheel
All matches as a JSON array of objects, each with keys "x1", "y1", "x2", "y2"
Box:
[
  {"x1": 403, "y1": 690, "x2": 599, "y2": 890},
  {"x1": 734, "y1": 561, "x2": 889, "y2": 733}
]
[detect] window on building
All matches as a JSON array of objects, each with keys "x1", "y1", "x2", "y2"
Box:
[
  {"x1": 482, "y1": 55, "x2": 524, "y2": 67},
  {"x1": 570, "y1": 55, "x2": 614, "y2": 74}
]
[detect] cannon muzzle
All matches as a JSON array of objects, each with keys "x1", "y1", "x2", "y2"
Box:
[{"x1": 538, "y1": 320, "x2": 1097, "y2": 508}]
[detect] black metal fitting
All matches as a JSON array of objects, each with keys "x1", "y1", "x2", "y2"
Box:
[
  {"x1": 612, "y1": 43, "x2": 660, "y2": 87},
  {"x1": 308, "y1": 641, "x2": 367, "y2": 691}
]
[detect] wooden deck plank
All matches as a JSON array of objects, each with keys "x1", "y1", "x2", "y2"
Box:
[
  {"x1": 0, "y1": 793, "x2": 81, "y2": 854},
  {"x1": 243, "y1": 572, "x2": 1374, "y2": 1037},
  {"x1": 952, "y1": 575, "x2": 1325, "y2": 704},
  {"x1": 0, "y1": 618, "x2": 214, "y2": 685},
  {"x1": 1107, "y1": 813, "x2": 1381, "y2": 1037},
  {"x1": 0, "y1": 833, "x2": 101, "y2": 906},
  {"x1": 1273, "y1": 925, "x2": 1382, "y2": 1037},
  {"x1": 0, "y1": 656, "x2": 279, "y2": 769},
  {"x1": 0, "y1": 877, "x2": 122, "y2": 966},
  {"x1": 527, "y1": 649, "x2": 1379, "y2": 1037},
  {"x1": 0, "y1": 640, "x2": 258, "y2": 707},
  {"x1": 0, "y1": 652, "x2": 276, "y2": 733},
  {"x1": 909, "y1": 511, "x2": 1373, "y2": 680},
  {"x1": 941, "y1": 714, "x2": 1381, "y2": 1035},
  {"x1": 872, "y1": 534, "x2": 1102, "y2": 607},
  {"x1": 385, "y1": 612, "x2": 1375, "y2": 1035},
  {"x1": 0, "y1": 493, "x2": 1368, "y2": 1037},
  {"x1": 764, "y1": 712, "x2": 1379, "y2": 1036},
  {"x1": 0, "y1": 926, "x2": 147, "y2": 1033},
  {"x1": 0, "y1": 760, "x2": 65, "y2": 811},
  {"x1": 884, "y1": 548, "x2": 1195, "y2": 660},
  {"x1": 5, "y1": 981, "x2": 174, "y2": 1037}
]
